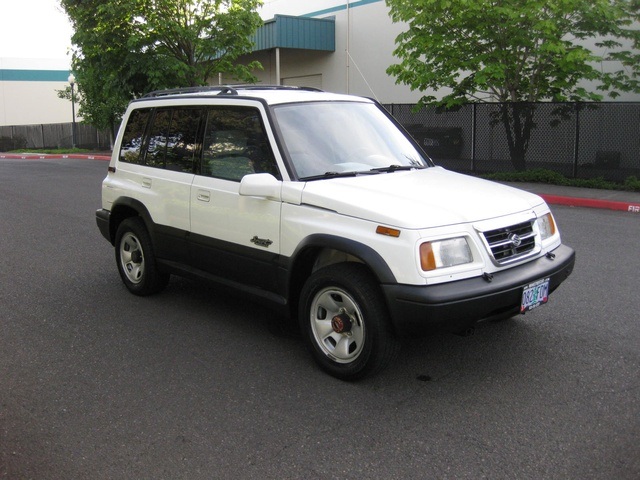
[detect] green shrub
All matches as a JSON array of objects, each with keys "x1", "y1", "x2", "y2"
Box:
[
  {"x1": 623, "y1": 176, "x2": 640, "y2": 192},
  {"x1": 480, "y1": 169, "x2": 639, "y2": 192}
]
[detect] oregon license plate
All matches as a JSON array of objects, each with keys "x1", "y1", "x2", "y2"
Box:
[{"x1": 521, "y1": 278, "x2": 550, "y2": 313}]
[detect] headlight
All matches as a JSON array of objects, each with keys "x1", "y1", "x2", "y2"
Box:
[
  {"x1": 537, "y1": 213, "x2": 556, "y2": 240},
  {"x1": 420, "y1": 237, "x2": 473, "y2": 271}
]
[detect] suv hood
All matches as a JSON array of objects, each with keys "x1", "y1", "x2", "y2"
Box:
[{"x1": 300, "y1": 167, "x2": 545, "y2": 229}]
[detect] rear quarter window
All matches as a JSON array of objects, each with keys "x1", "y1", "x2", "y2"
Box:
[
  {"x1": 119, "y1": 107, "x2": 202, "y2": 173},
  {"x1": 119, "y1": 108, "x2": 151, "y2": 164}
]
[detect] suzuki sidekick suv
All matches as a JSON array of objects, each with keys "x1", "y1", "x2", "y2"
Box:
[{"x1": 96, "y1": 85, "x2": 575, "y2": 380}]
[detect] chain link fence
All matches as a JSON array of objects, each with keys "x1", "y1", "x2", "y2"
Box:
[
  {"x1": 386, "y1": 102, "x2": 640, "y2": 183},
  {"x1": 3, "y1": 104, "x2": 639, "y2": 183},
  {"x1": 0, "y1": 122, "x2": 111, "y2": 151}
]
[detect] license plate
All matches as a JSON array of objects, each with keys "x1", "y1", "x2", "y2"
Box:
[{"x1": 521, "y1": 277, "x2": 550, "y2": 313}]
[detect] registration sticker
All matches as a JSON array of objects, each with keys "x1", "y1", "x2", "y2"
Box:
[{"x1": 521, "y1": 277, "x2": 550, "y2": 313}]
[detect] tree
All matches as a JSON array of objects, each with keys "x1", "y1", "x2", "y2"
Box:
[
  {"x1": 60, "y1": 0, "x2": 263, "y2": 140},
  {"x1": 141, "y1": 0, "x2": 263, "y2": 87},
  {"x1": 60, "y1": 0, "x2": 144, "y2": 140},
  {"x1": 386, "y1": 0, "x2": 640, "y2": 171}
]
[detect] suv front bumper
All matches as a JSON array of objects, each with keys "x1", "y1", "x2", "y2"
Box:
[{"x1": 383, "y1": 244, "x2": 575, "y2": 336}]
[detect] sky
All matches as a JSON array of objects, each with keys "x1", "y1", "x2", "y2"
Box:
[
  {"x1": 0, "y1": 0, "x2": 321, "y2": 65},
  {"x1": 0, "y1": 0, "x2": 291, "y2": 62},
  {"x1": 0, "y1": 0, "x2": 73, "y2": 63}
]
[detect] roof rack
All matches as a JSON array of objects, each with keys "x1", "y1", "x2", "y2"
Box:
[
  {"x1": 234, "y1": 85, "x2": 323, "y2": 92},
  {"x1": 142, "y1": 84, "x2": 323, "y2": 98},
  {"x1": 142, "y1": 86, "x2": 238, "y2": 98}
]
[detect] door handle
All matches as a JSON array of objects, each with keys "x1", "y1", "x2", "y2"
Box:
[
  {"x1": 142, "y1": 177, "x2": 152, "y2": 188},
  {"x1": 196, "y1": 190, "x2": 210, "y2": 202}
]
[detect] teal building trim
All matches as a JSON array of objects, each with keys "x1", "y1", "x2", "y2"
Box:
[
  {"x1": 252, "y1": 1, "x2": 384, "y2": 53},
  {"x1": 302, "y1": 0, "x2": 383, "y2": 18},
  {"x1": 0, "y1": 69, "x2": 71, "y2": 82},
  {"x1": 252, "y1": 15, "x2": 335, "y2": 52}
]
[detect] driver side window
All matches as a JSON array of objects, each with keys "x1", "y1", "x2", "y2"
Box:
[{"x1": 201, "y1": 107, "x2": 279, "y2": 181}]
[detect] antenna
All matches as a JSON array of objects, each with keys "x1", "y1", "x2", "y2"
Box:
[{"x1": 346, "y1": 52, "x2": 380, "y2": 102}]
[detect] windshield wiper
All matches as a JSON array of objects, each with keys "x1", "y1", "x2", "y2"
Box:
[
  {"x1": 299, "y1": 170, "x2": 380, "y2": 181},
  {"x1": 370, "y1": 164, "x2": 426, "y2": 173}
]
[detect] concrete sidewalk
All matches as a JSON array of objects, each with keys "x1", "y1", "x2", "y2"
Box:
[{"x1": 2, "y1": 152, "x2": 639, "y2": 214}]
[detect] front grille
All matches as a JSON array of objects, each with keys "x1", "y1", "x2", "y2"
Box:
[{"x1": 482, "y1": 221, "x2": 536, "y2": 264}]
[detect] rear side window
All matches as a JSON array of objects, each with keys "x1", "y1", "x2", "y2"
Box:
[
  {"x1": 201, "y1": 106, "x2": 279, "y2": 181},
  {"x1": 119, "y1": 108, "x2": 151, "y2": 164},
  {"x1": 146, "y1": 109, "x2": 171, "y2": 168},
  {"x1": 166, "y1": 109, "x2": 202, "y2": 172},
  {"x1": 145, "y1": 108, "x2": 202, "y2": 172},
  {"x1": 119, "y1": 107, "x2": 202, "y2": 172}
]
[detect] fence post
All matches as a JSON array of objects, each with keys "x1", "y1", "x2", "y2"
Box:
[
  {"x1": 573, "y1": 103, "x2": 580, "y2": 179},
  {"x1": 471, "y1": 103, "x2": 477, "y2": 172}
]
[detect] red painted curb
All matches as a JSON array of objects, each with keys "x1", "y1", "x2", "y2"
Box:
[
  {"x1": 0, "y1": 153, "x2": 111, "y2": 161},
  {"x1": 541, "y1": 194, "x2": 640, "y2": 213}
]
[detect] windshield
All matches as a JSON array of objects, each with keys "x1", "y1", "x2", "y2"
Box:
[{"x1": 272, "y1": 101, "x2": 431, "y2": 179}]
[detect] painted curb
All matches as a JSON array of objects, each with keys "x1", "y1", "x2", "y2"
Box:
[
  {"x1": 0, "y1": 153, "x2": 111, "y2": 161},
  {"x1": 540, "y1": 194, "x2": 640, "y2": 214}
]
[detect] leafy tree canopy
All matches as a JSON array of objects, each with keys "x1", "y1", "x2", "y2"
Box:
[
  {"x1": 386, "y1": 0, "x2": 640, "y2": 108},
  {"x1": 60, "y1": 0, "x2": 263, "y2": 135},
  {"x1": 386, "y1": 0, "x2": 640, "y2": 171}
]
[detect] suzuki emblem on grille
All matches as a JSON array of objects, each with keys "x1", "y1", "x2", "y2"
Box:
[{"x1": 509, "y1": 233, "x2": 522, "y2": 247}]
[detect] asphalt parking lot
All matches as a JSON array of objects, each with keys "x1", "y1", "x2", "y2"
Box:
[{"x1": 1, "y1": 157, "x2": 639, "y2": 479}]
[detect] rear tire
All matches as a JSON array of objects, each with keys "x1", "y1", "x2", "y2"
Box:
[
  {"x1": 115, "y1": 217, "x2": 169, "y2": 296},
  {"x1": 298, "y1": 263, "x2": 399, "y2": 380}
]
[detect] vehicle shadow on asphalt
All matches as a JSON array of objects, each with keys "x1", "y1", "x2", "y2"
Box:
[{"x1": 147, "y1": 276, "x2": 558, "y2": 389}]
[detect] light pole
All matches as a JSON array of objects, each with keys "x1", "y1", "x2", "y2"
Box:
[{"x1": 68, "y1": 74, "x2": 77, "y2": 148}]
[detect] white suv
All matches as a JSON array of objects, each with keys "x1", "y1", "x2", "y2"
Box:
[{"x1": 96, "y1": 86, "x2": 575, "y2": 380}]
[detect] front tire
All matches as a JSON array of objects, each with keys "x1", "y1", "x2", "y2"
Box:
[
  {"x1": 115, "y1": 217, "x2": 169, "y2": 296},
  {"x1": 299, "y1": 263, "x2": 399, "y2": 380}
]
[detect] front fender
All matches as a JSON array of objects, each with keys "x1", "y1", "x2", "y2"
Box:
[{"x1": 290, "y1": 233, "x2": 397, "y2": 284}]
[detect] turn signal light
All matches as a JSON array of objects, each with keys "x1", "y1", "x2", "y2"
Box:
[
  {"x1": 376, "y1": 226, "x2": 400, "y2": 237},
  {"x1": 538, "y1": 213, "x2": 556, "y2": 240},
  {"x1": 420, "y1": 243, "x2": 437, "y2": 271}
]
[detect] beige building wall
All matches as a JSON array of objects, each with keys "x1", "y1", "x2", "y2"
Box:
[
  {"x1": 250, "y1": 0, "x2": 424, "y2": 103},
  {"x1": 1, "y1": 80, "x2": 74, "y2": 126},
  {"x1": 256, "y1": 0, "x2": 640, "y2": 103},
  {"x1": 0, "y1": 58, "x2": 73, "y2": 127}
]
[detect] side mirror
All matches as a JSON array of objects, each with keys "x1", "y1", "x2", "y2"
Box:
[{"x1": 239, "y1": 173, "x2": 282, "y2": 200}]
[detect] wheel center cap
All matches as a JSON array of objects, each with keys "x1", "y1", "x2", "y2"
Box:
[
  {"x1": 331, "y1": 313, "x2": 352, "y2": 333},
  {"x1": 131, "y1": 250, "x2": 142, "y2": 264}
]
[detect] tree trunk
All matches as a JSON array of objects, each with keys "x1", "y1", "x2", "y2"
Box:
[{"x1": 500, "y1": 103, "x2": 536, "y2": 172}]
